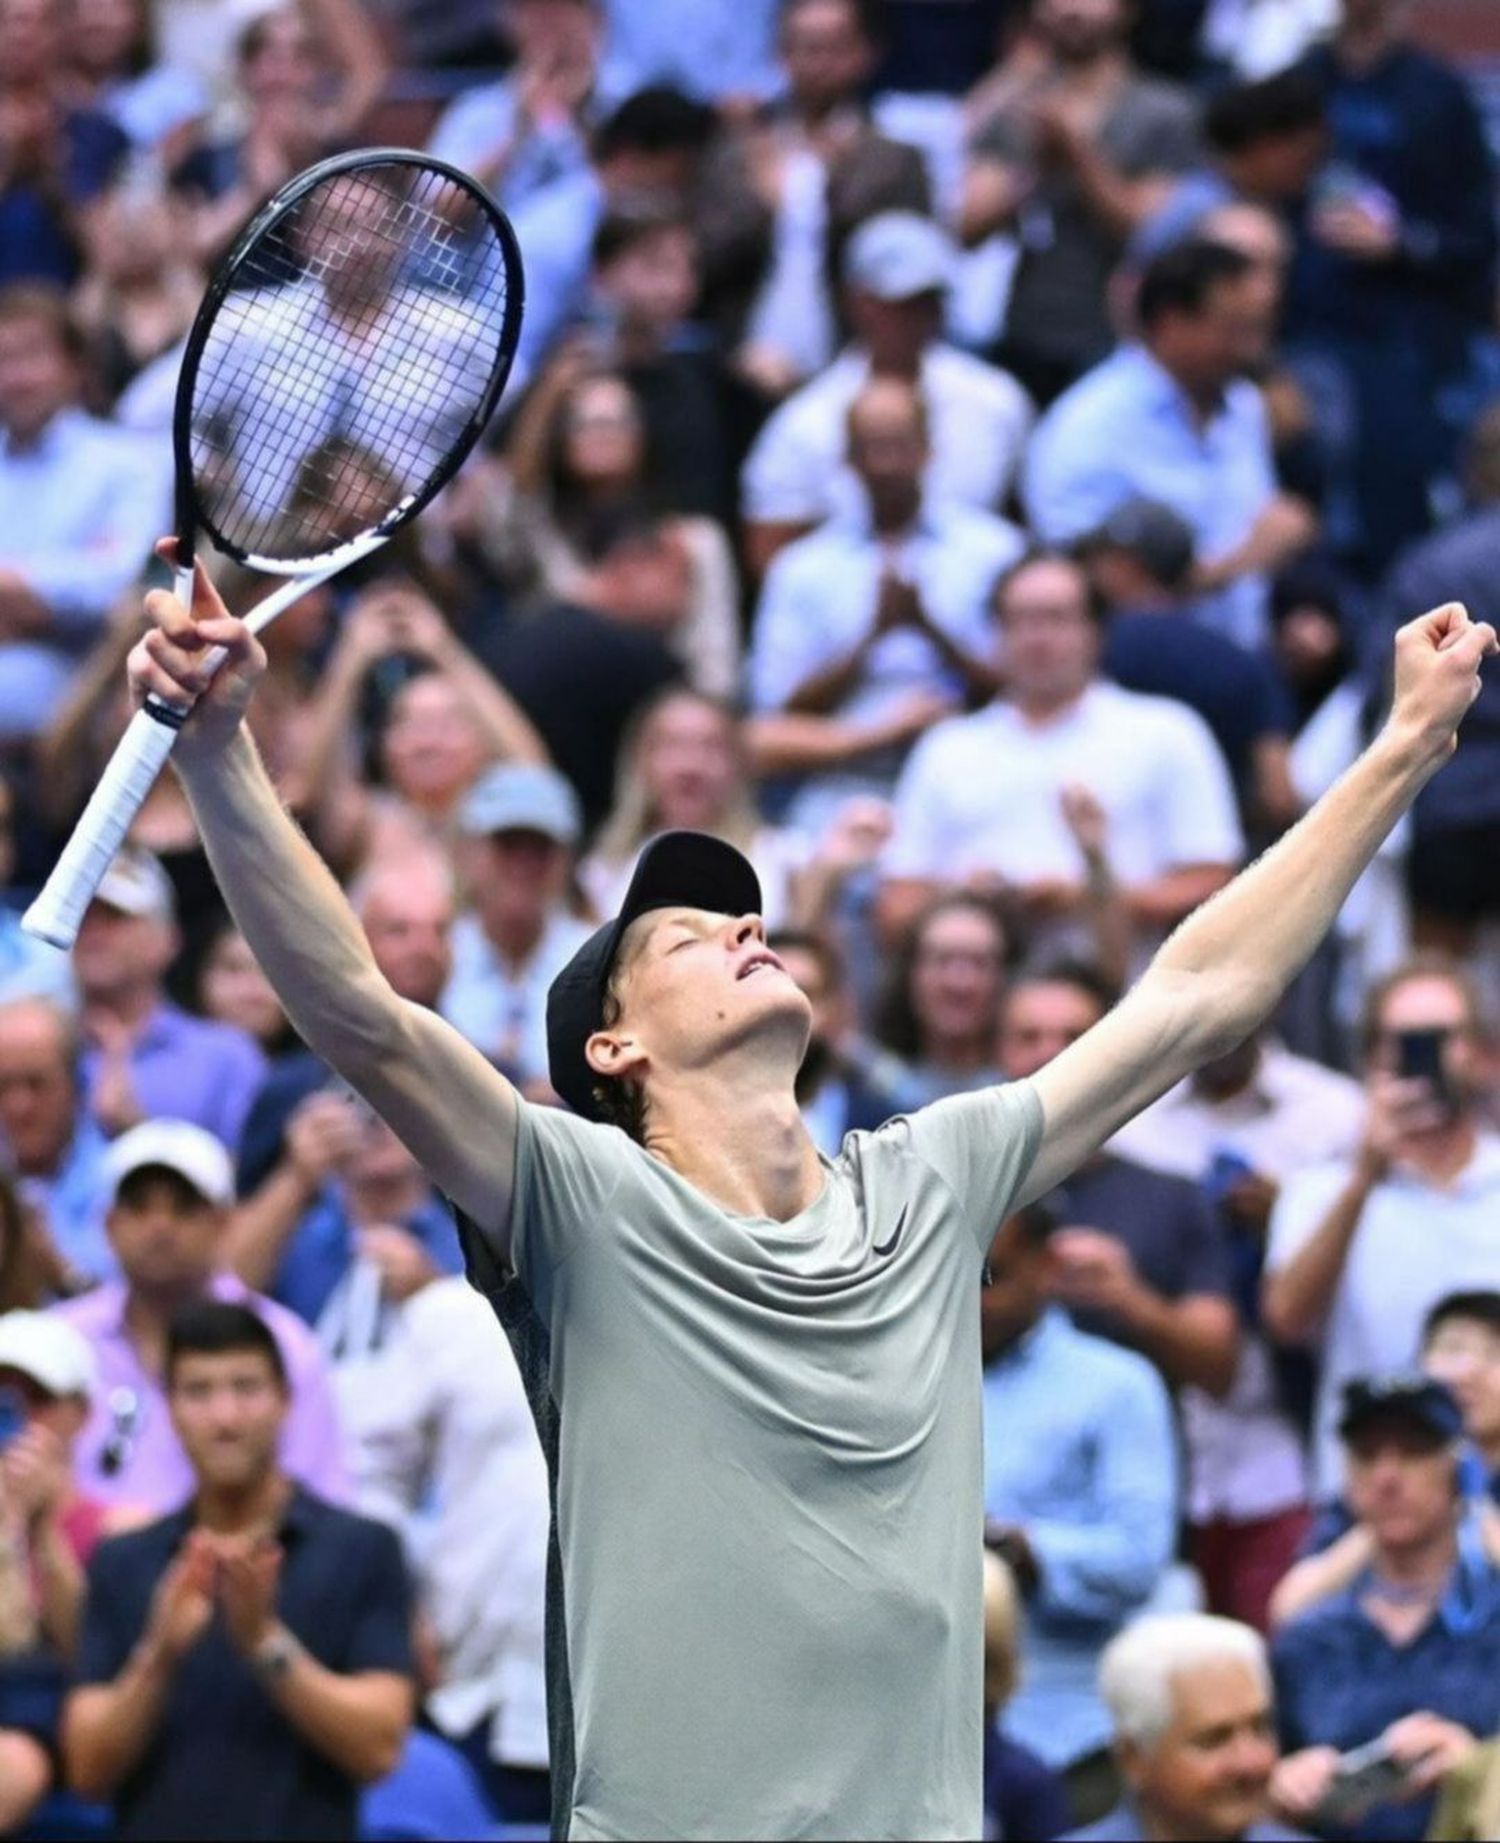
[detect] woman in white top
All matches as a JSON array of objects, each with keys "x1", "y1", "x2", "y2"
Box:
[{"x1": 581, "y1": 687, "x2": 815, "y2": 929}]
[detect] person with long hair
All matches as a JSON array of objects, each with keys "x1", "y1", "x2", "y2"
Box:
[
  {"x1": 460, "y1": 353, "x2": 740, "y2": 697},
  {"x1": 871, "y1": 893, "x2": 1011, "y2": 1112},
  {"x1": 582, "y1": 688, "x2": 815, "y2": 929}
]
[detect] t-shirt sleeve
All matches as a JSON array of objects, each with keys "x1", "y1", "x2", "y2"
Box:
[
  {"x1": 505, "y1": 1101, "x2": 637, "y2": 1300},
  {"x1": 342, "y1": 1518, "x2": 415, "y2": 1677},
  {"x1": 895, "y1": 1081, "x2": 1045, "y2": 1253}
]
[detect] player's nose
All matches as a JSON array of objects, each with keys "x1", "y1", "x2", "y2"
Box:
[{"x1": 727, "y1": 913, "x2": 765, "y2": 947}]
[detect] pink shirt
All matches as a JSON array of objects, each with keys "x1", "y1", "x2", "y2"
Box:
[{"x1": 54, "y1": 1272, "x2": 350, "y2": 1514}]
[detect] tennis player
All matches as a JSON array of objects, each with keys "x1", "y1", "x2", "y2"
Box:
[{"x1": 130, "y1": 563, "x2": 1493, "y2": 1842}]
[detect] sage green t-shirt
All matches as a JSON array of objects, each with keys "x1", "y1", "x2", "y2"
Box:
[{"x1": 474, "y1": 1080, "x2": 1043, "y2": 1841}]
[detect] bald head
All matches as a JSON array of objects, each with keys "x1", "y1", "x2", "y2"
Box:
[
  {"x1": 0, "y1": 996, "x2": 79, "y2": 1174},
  {"x1": 847, "y1": 376, "x2": 928, "y2": 529},
  {"x1": 354, "y1": 854, "x2": 455, "y2": 1007}
]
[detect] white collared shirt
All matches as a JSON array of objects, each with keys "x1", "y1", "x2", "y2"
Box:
[
  {"x1": 748, "y1": 498, "x2": 1025, "y2": 720},
  {"x1": 345, "y1": 1278, "x2": 549, "y2": 1767},
  {"x1": 1268, "y1": 1132, "x2": 1500, "y2": 1498},
  {"x1": 741, "y1": 343, "x2": 1034, "y2": 527},
  {"x1": 441, "y1": 908, "x2": 593, "y2": 1087}
]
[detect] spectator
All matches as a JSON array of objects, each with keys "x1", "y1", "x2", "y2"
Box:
[
  {"x1": 741, "y1": 210, "x2": 1033, "y2": 575},
  {"x1": 981, "y1": 1550, "x2": 1071, "y2": 1843},
  {"x1": 226, "y1": 1095, "x2": 459, "y2": 1341},
  {"x1": 0, "y1": 283, "x2": 169, "y2": 736},
  {"x1": 350, "y1": 1275, "x2": 551, "y2": 1826},
  {"x1": 1270, "y1": 1376, "x2": 1499, "y2": 1842},
  {"x1": 770, "y1": 927, "x2": 893, "y2": 1153},
  {"x1": 426, "y1": 0, "x2": 601, "y2": 210},
  {"x1": 0, "y1": 770, "x2": 73, "y2": 1011},
  {"x1": 1112, "y1": 1022, "x2": 1365, "y2": 1628},
  {"x1": 0, "y1": 0, "x2": 127, "y2": 287},
  {"x1": 1198, "y1": 0, "x2": 1336, "y2": 80},
  {"x1": 747, "y1": 374, "x2": 1022, "y2": 821},
  {"x1": 1287, "y1": 0, "x2": 1497, "y2": 577},
  {"x1": 235, "y1": 851, "x2": 455, "y2": 1196},
  {"x1": 960, "y1": 0, "x2": 1202, "y2": 406},
  {"x1": 298, "y1": 584, "x2": 550, "y2": 879},
  {"x1": 474, "y1": 355, "x2": 739, "y2": 690},
  {"x1": 1080, "y1": 497, "x2": 1299, "y2": 829},
  {"x1": 507, "y1": 84, "x2": 718, "y2": 380},
  {"x1": 55, "y1": 1119, "x2": 349, "y2": 1512},
  {"x1": 595, "y1": 0, "x2": 781, "y2": 103},
  {"x1": 197, "y1": 924, "x2": 295, "y2": 1065},
  {"x1": 700, "y1": 0, "x2": 930, "y2": 393},
  {"x1": 1071, "y1": 1613, "x2": 1297, "y2": 1842},
  {"x1": 879, "y1": 551, "x2": 1242, "y2": 965},
  {"x1": 171, "y1": 1, "x2": 387, "y2": 265},
  {"x1": 584, "y1": 688, "x2": 815, "y2": 928},
  {"x1": 63, "y1": 1300, "x2": 413, "y2": 1839},
  {"x1": 980, "y1": 1202, "x2": 1179, "y2": 1805},
  {"x1": 1000, "y1": 963, "x2": 1240, "y2": 1397},
  {"x1": 1024, "y1": 238, "x2": 1316, "y2": 649},
  {"x1": 1272, "y1": 1300, "x2": 1500, "y2": 1626},
  {"x1": 439, "y1": 763, "x2": 592, "y2": 1093},
  {"x1": 1262, "y1": 956, "x2": 1500, "y2": 1499},
  {"x1": 1375, "y1": 400, "x2": 1500, "y2": 960},
  {"x1": 60, "y1": 0, "x2": 207, "y2": 155},
  {"x1": 869, "y1": 893, "x2": 1009, "y2": 1112},
  {"x1": 71, "y1": 845, "x2": 266, "y2": 1150},
  {"x1": 1132, "y1": 66, "x2": 1327, "y2": 264},
  {"x1": 0, "y1": 996, "x2": 112, "y2": 1284},
  {"x1": 71, "y1": 174, "x2": 203, "y2": 402}
]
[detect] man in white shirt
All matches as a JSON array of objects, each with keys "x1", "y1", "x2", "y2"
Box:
[
  {"x1": 1263, "y1": 957, "x2": 1500, "y2": 1499},
  {"x1": 0, "y1": 286, "x2": 170, "y2": 736},
  {"x1": 747, "y1": 373, "x2": 1024, "y2": 827},
  {"x1": 1111, "y1": 1028, "x2": 1365, "y2": 1628},
  {"x1": 740, "y1": 211, "x2": 1033, "y2": 576},
  {"x1": 347, "y1": 1275, "x2": 550, "y2": 1824},
  {"x1": 440, "y1": 765, "x2": 592, "y2": 1095},
  {"x1": 879, "y1": 552, "x2": 1243, "y2": 959}
]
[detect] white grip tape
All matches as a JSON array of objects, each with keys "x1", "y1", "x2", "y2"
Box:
[{"x1": 22, "y1": 707, "x2": 182, "y2": 948}]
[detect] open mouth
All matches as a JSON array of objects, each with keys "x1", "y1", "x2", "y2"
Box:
[{"x1": 737, "y1": 952, "x2": 783, "y2": 981}]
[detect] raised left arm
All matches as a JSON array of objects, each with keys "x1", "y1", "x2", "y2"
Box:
[{"x1": 1017, "y1": 603, "x2": 1495, "y2": 1206}]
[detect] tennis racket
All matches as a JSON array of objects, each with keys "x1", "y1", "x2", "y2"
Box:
[{"x1": 23, "y1": 147, "x2": 523, "y2": 949}]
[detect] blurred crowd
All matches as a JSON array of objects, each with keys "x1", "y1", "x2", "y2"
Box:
[{"x1": 1, "y1": 0, "x2": 1500, "y2": 1837}]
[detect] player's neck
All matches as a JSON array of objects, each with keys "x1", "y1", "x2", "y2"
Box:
[{"x1": 647, "y1": 1070, "x2": 822, "y2": 1223}]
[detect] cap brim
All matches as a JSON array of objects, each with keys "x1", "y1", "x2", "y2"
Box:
[
  {"x1": 546, "y1": 832, "x2": 762, "y2": 1121},
  {"x1": 1339, "y1": 1403, "x2": 1453, "y2": 1445}
]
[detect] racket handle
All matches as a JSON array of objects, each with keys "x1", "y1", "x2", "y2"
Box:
[{"x1": 22, "y1": 707, "x2": 183, "y2": 949}]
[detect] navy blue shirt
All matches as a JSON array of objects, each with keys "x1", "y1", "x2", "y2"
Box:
[
  {"x1": 1272, "y1": 1565, "x2": 1500, "y2": 1842},
  {"x1": 76, "y1": 1489, "x2": 413, "y2": 1841},
  {"x1": 984, "y1": 1726, "x2": 1070, "y2": 1841}
]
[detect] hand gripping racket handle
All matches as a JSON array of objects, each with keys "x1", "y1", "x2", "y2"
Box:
[{"x1": 22, "y1": 548, "x2": 376, "y2": 949}]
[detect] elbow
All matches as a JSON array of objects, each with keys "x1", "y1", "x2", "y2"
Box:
[
  {"x1": 352, "y1": 1715, "x2": 410, "y2": 1786},
  {"x1": 1260, "y1": 1276, "x2": 1311, "y2": 1349}
]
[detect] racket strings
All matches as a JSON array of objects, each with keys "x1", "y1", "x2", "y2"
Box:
[{"x1": 191, "y1": 163, "x2": 512, "y2": 563}]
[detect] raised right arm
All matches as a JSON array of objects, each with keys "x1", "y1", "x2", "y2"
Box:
[{"x1": 130, "y1": 565, "x2": 519, "y2": 1253}]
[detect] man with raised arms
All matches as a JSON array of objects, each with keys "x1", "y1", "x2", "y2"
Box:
[{"x1": 128, "y1": 548, "x2": 1493, "y2": 1841}]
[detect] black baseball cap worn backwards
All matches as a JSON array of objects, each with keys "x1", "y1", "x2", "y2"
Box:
[{"x1": 546, "y1": 830, "x2": 763, "y2": 1122}]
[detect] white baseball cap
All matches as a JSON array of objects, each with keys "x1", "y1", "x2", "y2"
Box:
[
  {"x1": 103, "y1": 1120, "x2": 235, "y2": 1208},
  {"x1": 843, "y1": 211, "x2": 953, "y2": 301},
  {"x1": 92, "y1": 846, "x2": 176, "y2": 925},
  {"x1": 0, "y1": 1311, "x2": 98, "y2": 1400}
]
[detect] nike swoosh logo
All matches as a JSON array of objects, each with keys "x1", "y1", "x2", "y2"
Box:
[{"x1": 872, "y1": 1205, "x2": 909, "y2": 1260}]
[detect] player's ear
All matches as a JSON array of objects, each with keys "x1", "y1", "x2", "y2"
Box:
[{"x1": 585, "y1": 1029, "x2": 647, "y2": 1082}]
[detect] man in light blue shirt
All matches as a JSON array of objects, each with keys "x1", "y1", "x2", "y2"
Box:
[
  {"x1": 980, "y1": 1203, "x2": 1179, "y2": 1775},
  {"x1": 748, "y1": 373, "x2": 1024, "y2": 828},
  {"x1": 0, "y1": 286, "x2": 171, "y2": 735},
  {"x1": 1024, "y1": 239, "x2": 1315, "y2": 650},
  {"x1": 597, "y1": 0, "x2": 780, "y2": 104}
]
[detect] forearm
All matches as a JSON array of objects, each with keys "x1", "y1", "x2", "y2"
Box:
[
  {"x1": 31, "y1": 1518, "x2": 85, "y2": 1657},
  {"x1": 434, "y1": 639, "x2": 547, "y2": 764},
  {"x1": 64, "y1": 1640, "x2": 175, "y2": 1799},
  {"x1": 1261, "y1": 1168, "x2": 1376, "y2": 1344},
  {"x1": 1152, "y1": 725, "x2": 1439, "y2": 1040},
  {"x1": 744, "y1": 710, "x2": 886, "y2": 774},
  {"x1": 175, "y1": 729, "x2": 400, "y2": 1077},
  {"x1": 225, "y1": 1164, "x2": 316, "y2": 1293},
  {"x1": 260, "y1": 1641, "x2": 410, "y2": 1783},
  {"x1": 1268, "y1": 1527, "x2": 1373, "y2": 1629},
  {"x1": 1118, "y1": 1290, "x2": 1238, "y2": 1396},
  {"x1": 784, "y1": 645, "x2": 869, "y2": 717}
]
